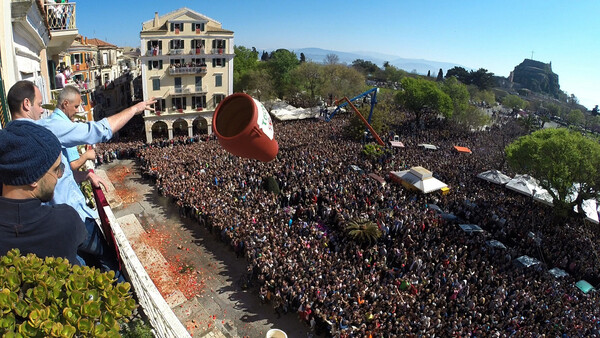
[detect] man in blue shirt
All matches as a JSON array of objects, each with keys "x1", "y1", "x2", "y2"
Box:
[{"x1": 7, "y1": 81, "x2": 155, "y2": 274}]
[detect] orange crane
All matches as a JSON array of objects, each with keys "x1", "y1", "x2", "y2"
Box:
[{"x1": 335, "y1": 96, "x2": 385, "y2": 146}]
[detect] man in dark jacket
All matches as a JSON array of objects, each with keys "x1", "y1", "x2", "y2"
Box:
[{"x1": 0, "y1": 120, "x2": 86, "y2": 264}]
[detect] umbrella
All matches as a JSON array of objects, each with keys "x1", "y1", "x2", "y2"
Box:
[
  {"x1": 548, "y1": 268, "x2": 569, "y2": 278},
  {"x1": 506, "y1": 174, "x2": 539, "y2": 197},
  {"x1": 459, "y1": 224, "x2": 483, "y2": 233},
  {"x1": 575, "y1": 280, "x2": 595, "y2": 294},
  {"x1": 427, "y1": 204, "x2": 443, "y2": 213},
  {"x1": 486, "y1": 239, "x2": 507, "y2": 250},
  {"x1": 514, "y1": 255, "x2": 542, "y2": 268},
  {"x1": 477, "y1": 170, "x2": 511, "y2": 185}
]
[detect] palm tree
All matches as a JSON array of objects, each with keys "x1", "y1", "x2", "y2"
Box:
[{"x1": 345, "y1": 219, "x2": 382, "y2": 247}]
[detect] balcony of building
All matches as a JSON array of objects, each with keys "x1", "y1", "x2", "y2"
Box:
[
  {"x1": 168, "y1": 65, "x2": 207, "y2": 76},
  {"x1": 167, "y1": 85, "x2": 208, "y2": 97},
  {"x1": 44, "y1": 1, "x2": 78, "y2": 55},
  {"x1": 211, "y1": 48, "x2": 226, "y2": 55},
  {"x1": 146, "y1": 49, "x2": 163, "y2": 56},
  {"x1": 169, "y1": 49, "x2": 185, "y2": 55}
]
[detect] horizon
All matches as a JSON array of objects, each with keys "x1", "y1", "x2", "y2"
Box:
[{"x1": 76, "y1": 0, "x2": 599, "y2": 109}]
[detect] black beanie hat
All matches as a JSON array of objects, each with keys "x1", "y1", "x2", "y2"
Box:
[{"x1": 0, "y1": 120, "x2": 61, "y2": 185}]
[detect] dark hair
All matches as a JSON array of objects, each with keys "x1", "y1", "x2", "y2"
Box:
[{"x1": 7, "y1": 80, "x2": 37, "y2": 117}]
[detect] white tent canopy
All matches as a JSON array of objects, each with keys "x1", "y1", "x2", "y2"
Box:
[
  {"x1": 506, "y1": 174, "x2": 540, "y2": 197},
  {"x1": 477, "y1": 169, "x2": 511, "y2": 185},
  {"x1": 389, "y1": 166, "x2": 447, "y2": 193},
  {"x1": 418, "y1": 143, "x2": 438, "y2": 150}
]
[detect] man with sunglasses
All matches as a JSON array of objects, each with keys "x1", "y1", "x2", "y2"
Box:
[{"x1": 0, "y1": 121, "x2": 86, "y2": 264}]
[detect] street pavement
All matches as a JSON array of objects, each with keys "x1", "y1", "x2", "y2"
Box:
[{"x1": 104, "y1": 160, "x2": 311, "y2": 338}]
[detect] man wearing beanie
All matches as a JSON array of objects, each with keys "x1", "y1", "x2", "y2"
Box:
[
  {"x1": 0, "y1": 120, "x2": 86, "y2": 265},
  {"x1": 7, "y1": 80, "x2": 155, "y2": 276}
]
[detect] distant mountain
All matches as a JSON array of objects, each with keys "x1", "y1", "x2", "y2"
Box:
[{"x1": 291, "y1": 47, "x2": 467, "y2": 76}]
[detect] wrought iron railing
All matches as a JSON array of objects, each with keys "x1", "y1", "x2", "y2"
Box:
[{"x1": 45, "y1": 2, "x2": 77, "y2": 31}]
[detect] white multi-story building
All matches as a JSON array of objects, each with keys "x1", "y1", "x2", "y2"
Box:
[{"x1": 140, "y1": 7, "x2": 234, "y2": 142}]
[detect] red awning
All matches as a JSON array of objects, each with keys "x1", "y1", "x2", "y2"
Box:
[{"x1": 454, "y1": 146, "x2": 472, "y2": 153}]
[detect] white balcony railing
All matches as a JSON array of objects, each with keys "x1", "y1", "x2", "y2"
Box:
[
  {"x1": 45, "y1": 2, "x2": 77, "y2": 31},
  {"x1": 146, "y1": 49, "x2": 163, "y2": 56},
  {"x1": 168, "y1": 66, "x2": 207, "y2": 75},
  {"x1": 169, "y1": 49, "x2": 184, "y2": 55},
  {"x1": 211, "y1": 48, "x2": 225, "y2": 55}
]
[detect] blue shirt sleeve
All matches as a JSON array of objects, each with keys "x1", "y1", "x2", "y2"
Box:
[
  {"x1": 64, "y1": 146, "x2": 80, "y2": 163},
  {"x1": 36, "y1": 118, "x2": 113, "y2": 148}
]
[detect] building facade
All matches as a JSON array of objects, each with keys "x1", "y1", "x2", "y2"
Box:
[
  {"x1": 140, "y1": 7, "x2": 234, "y2": 142},
  {"x1": 0, "y1": 0, "x2": 78, "y2": 126}
]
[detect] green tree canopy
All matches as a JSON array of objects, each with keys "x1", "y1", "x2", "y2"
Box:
[
  {"x1": 395, "y1": 77, "x2": 452, "y2": 126},
  {"x1": 567, "y1": 109, "x2": 585, "y2": 126},
  {"x1": 506, "y1": 128, "x2": 600, "y2": 218},
  {"x1": 321, "y1": 64, "x2": 365, "y2": 102},
  {"x1": 290, "y1": 61, "x2": 325, "y2": 104},
  {"x1": 442, "y1": 77, "x2": 470, "y2": 115},
  {"x1": 245, "y1": 65, "x2": 275, "y2": 102},
  {"x1": 233, "y1": 45, "x2": 259, "y2": 92},
  {"x1": 445, "y1": 66, "x2": 470, "y2": 84},
  {"x1": 351, "y1": 59, "x2": 380, "y2": 76},
  {"x1": 502, "y1": 94, "x2": 528, "y2": 111},
  {"x1": 267, "y1": 49, "x2": 299, "y2": 99}
]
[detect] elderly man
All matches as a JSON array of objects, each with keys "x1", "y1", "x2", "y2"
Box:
[
  {"x1": 0, "y1": 121, "x2": 86, "y2": 264},
  {"x1": 53, "y1": 85, "x2": 96, "y2": 170},
  {"x1": 7, "y1": 80, "x2": 155, "y2": 274}
]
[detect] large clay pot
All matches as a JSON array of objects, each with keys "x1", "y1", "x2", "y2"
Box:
[{"x1": 212, "y1": 93, "x2": 278, "y2": 162}]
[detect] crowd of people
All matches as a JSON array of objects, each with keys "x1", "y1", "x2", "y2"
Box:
[{"x1": 97, "y1": 113, "x2": 600, "y2": 336}]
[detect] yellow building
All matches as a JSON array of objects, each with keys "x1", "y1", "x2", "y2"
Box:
[{"x1": 140, "y1": 7, "x2": 234, "y2": 142}]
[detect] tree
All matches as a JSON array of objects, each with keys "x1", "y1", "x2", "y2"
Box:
[
  {"x1": 445, "y1": 66, "x2": 470, "y2": 84},
  {"x1": 260, "y1": 51, "x2": 269, "y2": 61},
  {"x1": 470, "y1": 68, "x2": 495, "y2": 90},
  {"x1": 381, "y1": 63, "x2": 406, "y2": 83},
  {"x1": 290, "y1": 61, "x2": 325, "y2": 106},
  {"x1": 427, "y1": 70, "x2": 431, "y2": 77},
  {"x1": 506, "y1": 128, "x2": 600, "y2": 218},
  {"x1": 245, "y1": 65, "x2": 275, "y2": 102},
  {"x1": 300, "y1": 52, "x2": 306, "y2": 63},
  {"x1": 321, "y1": 64, "x2": 365, "y2": 103},
  {"x1": 436, "y1": 68, "x2": 444, "y2": 82},
  {"x1": 233, "y1": 45, "x2": 259, "y2": 92},
  {"x1": 345, "y1": 219, "x2": 382, "y2": 247},
  {"x1": 324, "y1": 53, "x2": 340, "y2": 65},
  {"x1": 452, "y1": 105, "x2": 490, "y2": 131},
  {"x1": 469, "y1": 86, "x2": 496, "y2": 106},
  {"x1": 267, "y1": 49, "x2": 299, "y2": 99},
  {"x1": 351, "y1": 59, "x2": 380, "y2": 76},
  {"x1": 502, "y1": 94, "x2": 527, "y2": 112},
  {"x1": 395, "y1": 77, "x2": 452, "y2": 127},
  {"x1": 441, "y1": 77, "x2": 469, "y2": 115},
  {"x1": 567, "y1": 109, "x2": 585, "y2": 126},
  {"x1": 346, "y1": 91, "x2": 395, "y2": 140},
  {"x1": 592, "y1": 105, "x2": 599, "y2": 116}
]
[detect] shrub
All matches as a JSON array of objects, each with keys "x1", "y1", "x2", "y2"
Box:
[
  {"x1": 0, "y1": 249, "x2": 137, "y2": 337},
  {"x1": 264, "y1": 176, "x2": 280, "y2": 195}
]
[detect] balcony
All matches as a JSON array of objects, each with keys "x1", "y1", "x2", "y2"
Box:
[
  {"x1": 169, "y1": 49, "x2": 184, "y2": 55},
  {"x1": 44, "y1": 1, "x2": 78, "y2": 55},
  {"x1": 146, "y1": 49, "x2": 163, "y2": 56},
  {"x1": 168, "y1": 66, "x2": 207, "y2": 75},
  {"x1": 167, "y1": 86, "x2": 208, "y2": 97},
  {"x1": 211, "y1": 48, "x2": 225, "y2": 55}
]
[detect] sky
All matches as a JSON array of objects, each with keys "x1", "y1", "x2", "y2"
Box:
[{"x1": 76, "y1": 0, "x2": 599, "y2": 109}]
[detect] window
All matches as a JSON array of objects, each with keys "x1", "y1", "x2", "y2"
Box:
[
  {"x1": 192, "y1": 58, "x2": 206, "y2": 67},
  {"x1": 192, "y1": 96, "x2": 206, "y2": 109},
  {"x1": 152, "y1": 78, "x2": 160, "y2": 91},
  {"x1": 174, "y1": 77, "x2": 182, "y2": 93},
  {"x1": 213, "y1": 94, "x2": 225, "y2": 106},
  {"x1": 212, "y1": 39, "x2": 226, "y2": 49},
  {"x1": 192, "y1": 23, "x2": 205, "y2": 32},
  {"x1": 170, "y1": 22, "x2": 183, "y2": 32},
  {"x1": 154, "y1": 99, "x2": 166, "y2": 112},
  {"x1": 192, "y1": 39, "x2": 205, "y2": 54},
  {"x1": 102, "y1": 53, "x2": 108, "y2": 65},
  {"x1": 212, "y1": 58, "x2": 226, "y2": 67},
  {"x1": 171, "y1": 97, "x2": 186, "y2": 110},
  {"x1": 215, "y1": 74, "x2": 222, "y2": 87},
  {"x1": 147, "y1": 40, "x2": 162, "y2": 55},
  {"x1": 170, "y1": 58, "x2": 185, "y2": 66},
  {"x1": 148, "y1": 60, "x2": 163, "y2": 70}
]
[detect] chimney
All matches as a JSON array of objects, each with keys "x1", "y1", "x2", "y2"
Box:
[
  {"x1": 153, "y1": 12, "x2": 159, "y2": 27},
  {"x1": 85, "y1": 37, "x2": 88, "y2": 44}
]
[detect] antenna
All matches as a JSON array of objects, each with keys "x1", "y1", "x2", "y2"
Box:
[{"x1": 531, "y1": 50, "x2": 534, "y2": 60}]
